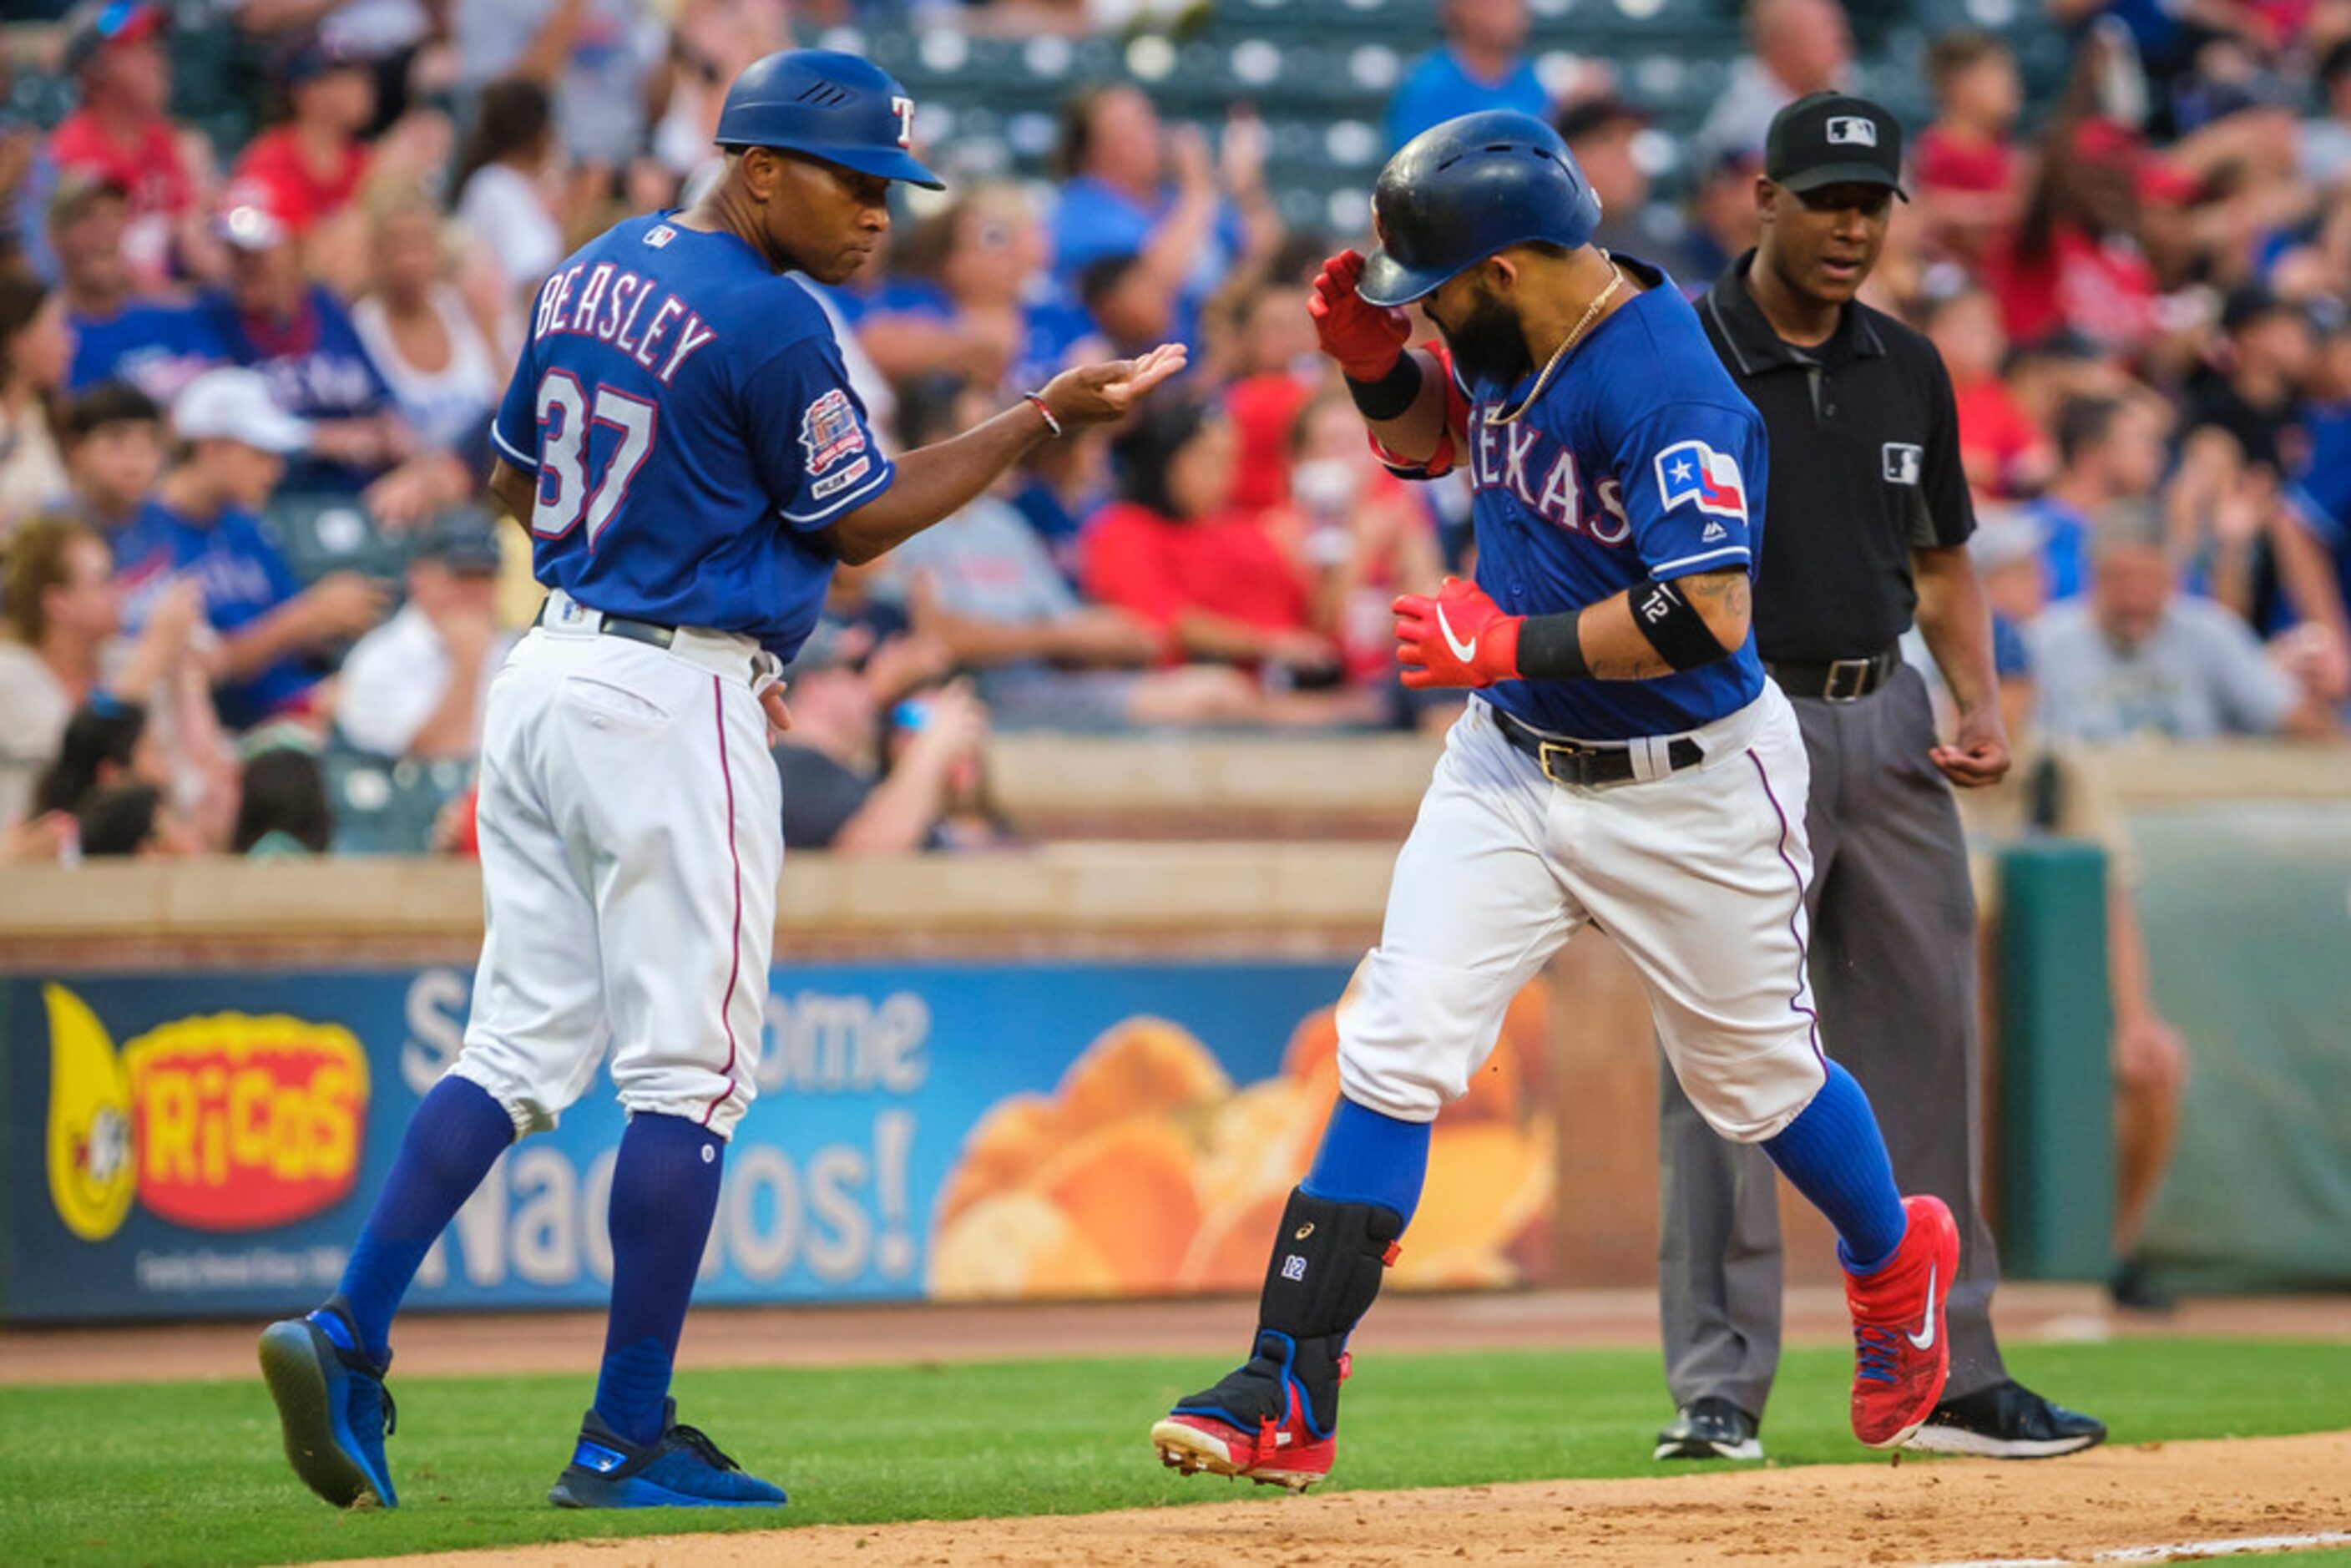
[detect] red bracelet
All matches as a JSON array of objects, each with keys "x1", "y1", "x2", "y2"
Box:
[{"x1": 1023, "y1": 391, "x2": 1063, "y2": 438}]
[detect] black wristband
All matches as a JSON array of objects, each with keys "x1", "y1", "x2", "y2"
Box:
[
  {"x1": 1517, "y1": 609, "x2": 1591, "y2": 680},
  {"x1": 1628, "y1": 575, "x2": 1735, "y2": 671},
  {"x1": 1343, "y1": 354, "x2": 1423, "y2": 422}
]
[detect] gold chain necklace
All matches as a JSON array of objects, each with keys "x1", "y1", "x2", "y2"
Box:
[{"x1": 1485, "y1": 261, "x2": 1626, "y2": 427}]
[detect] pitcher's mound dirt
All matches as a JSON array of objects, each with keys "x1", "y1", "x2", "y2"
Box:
[{"x1": 335, "y1": 1430, "x2": 2351, "y2": 1568}]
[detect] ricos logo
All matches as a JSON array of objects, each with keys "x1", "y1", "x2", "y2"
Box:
[{"x1": 42, "y1": 984, "x2": 370, "y2": 1241}]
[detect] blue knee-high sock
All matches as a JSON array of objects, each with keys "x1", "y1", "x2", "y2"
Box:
[
  {"x1": 1761, "y1": 1060, "x2": 1909, "y2": 1274},
  {"x1": 1301, "y1": 1095, "x2": 1431, "y2": 1228},
  {"x1": 336, "y1": 1075, "x2": 516, "y2": 1363},
  {"x1": 596, "y1": 1113, "x2": 726, "y2": 1448}
]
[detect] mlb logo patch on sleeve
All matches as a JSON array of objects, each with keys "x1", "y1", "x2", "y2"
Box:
[
  {"x1": 800, "y1": 388, "x2": 867, "y2": 476},
  {"x1": 1882, "y1": 443, "x2": 1923, "y2": 484},
  {"x1": 1655, "y1": 439, "x2": 1749, "y2": 520}
]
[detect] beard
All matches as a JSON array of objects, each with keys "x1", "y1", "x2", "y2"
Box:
[{"x1": 1435, "y1": 293, "x2": 1533, "y2": 390}]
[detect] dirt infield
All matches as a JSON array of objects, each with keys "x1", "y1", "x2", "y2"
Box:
[
  {"x1": 7, "y1": 1285, "x2": 2347, "y2": 1387},
  {"x1": 323, "y1": 1432, "x2": 2351, "y2": 1568}
]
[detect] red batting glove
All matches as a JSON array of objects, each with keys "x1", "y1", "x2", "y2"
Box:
[
  {"x1": 1310, "y1": 249, "x2": 1413, "y2": 383},
  {"x1": 1393, "y1": 577, "x2": 1523, "y2": 690}
]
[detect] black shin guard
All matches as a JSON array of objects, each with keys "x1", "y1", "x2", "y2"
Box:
[{"x1": 1176, "y1": 1188, "x2": 1403, "y2": 1436}]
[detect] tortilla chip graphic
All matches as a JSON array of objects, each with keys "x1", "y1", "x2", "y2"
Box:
[
  {"x1": 1195, "y1": 1076, "x2": 1322, "y2": 1216},
  {"x1": 934, "y1": 1093, "x2": 1063, "y2": 1231},
  {"x1": 1393, "y1": 1120, "x2": 1554, "y2": 1288},
  {"x1": 1035, "y1": 1118, "x2": 1201, "y2": 1294},
  {"x1": 1176, "y1": 1182, "x2": 1292, "y2": 1294},
  {"x1": 1056, "y1": 1018, "x2": 1230, "y2": 1138},
  {"x1": 928, "y1": 1191, "x2": 1120, "y2": 1299}
]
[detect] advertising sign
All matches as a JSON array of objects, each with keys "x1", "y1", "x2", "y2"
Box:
[{"x1": 2, "y1": 964, "x2": 1556, "y2": 1322}]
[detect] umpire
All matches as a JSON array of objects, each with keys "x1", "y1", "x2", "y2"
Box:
[{"x1": 1652, "y1": 92, "x2": 2106, "y2": 1462}]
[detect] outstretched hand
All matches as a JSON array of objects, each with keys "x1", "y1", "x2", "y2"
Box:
[{"x1": 1039, "y1": 343, "x2": 1190, "y2": 430}]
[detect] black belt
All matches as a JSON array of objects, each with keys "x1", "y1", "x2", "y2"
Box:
[
  {"x1": 1494, "y1": 708, "x2": 1704, "y2": 788},
  {"x1": 1766, "y1": 646, "x2": 1901, "y2": 701},
  {"x1": 532, "y1": 598, "x2": 677, "y2": 650}
]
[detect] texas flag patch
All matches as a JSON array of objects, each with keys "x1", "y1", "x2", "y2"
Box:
[{"x1": 1654, "y1": 439, "x2": 1749, "y2": 520}]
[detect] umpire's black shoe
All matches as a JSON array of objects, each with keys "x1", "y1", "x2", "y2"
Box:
[
  {"x1": 1907, "y1": 1379, "x2": 2106, "y2": 1459},
  {"x1": 1653, "y1": 1397, "x2": 1764, "y2": 1461}
]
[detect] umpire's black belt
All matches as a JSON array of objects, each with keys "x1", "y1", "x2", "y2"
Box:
[
  {"x1": 1766, "y1": 645, "x2": 1902, "y2": 702},
  {"x1": 1494, "y1": 708, "x2": 1704, "y2": 788},
  {"x1": 532, "y1": 598, "x2": 677, "y2": 651}
]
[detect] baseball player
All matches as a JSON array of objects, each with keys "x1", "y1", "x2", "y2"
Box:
[
  {"x1": 1652, "y1": 92, "x2": 2106, "y2": 1464},
  {"x1": 259, "y1": 49, "x2": 1183, "y2": 1512},
  {"x1": 1150, "y1": 112, "x2": 1957, "y2": 1491}
]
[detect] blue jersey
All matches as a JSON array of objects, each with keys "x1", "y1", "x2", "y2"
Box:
[
  {"x1": 113, "y1": 496, "x2": 313, "y2": 729},
  {"x1": 1398, "y1": 257, "x2": 1767, "y2": 741},
  {"x1": 492, "y1": 213, "x2": 892, "y2": 664},
  {"x1": 68, "y1": 300, "x2": 227, "y2": 402},
  {"x1": 200, "y1": 284, "x2": 397, "y2": 493}
]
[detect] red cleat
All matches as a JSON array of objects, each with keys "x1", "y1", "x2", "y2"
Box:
[
  {"x1": 1150, "y1": 1346, "x2": 1346, "y2": 1492},
  {"x1": 1845, "y1": 1194, "x2": 1959, "y2": 1450}
]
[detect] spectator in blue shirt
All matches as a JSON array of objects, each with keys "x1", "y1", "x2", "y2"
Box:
[
  {"x1": 2021, "y1": 394, "x2": 2166, "y2": 603},
  {"x1": 113, "y1": 368, "x2": 390, "y2": 730},
  {"x1": 1049, "y1": 86, "x2": 1275, "y2": 352},
  {"x1": 200, "y1": 195, "x2": 417, "y2": 494},
  {"x1": 1387, "y1": 0, "x2": 1552, "y2": 151},
  {"x1": 48, "y1": 171, "x2": 225, "y2": 405}
]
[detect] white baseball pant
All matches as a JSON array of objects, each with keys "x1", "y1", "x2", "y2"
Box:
[
  {"x1": 1338, "y1": 685, "x2": 1828, "y2": 1141},
  {"x1": 450, "y1": 589, "x2": 781, "y2": 1141}
]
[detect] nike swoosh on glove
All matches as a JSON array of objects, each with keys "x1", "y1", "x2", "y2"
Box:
[{"x1": 1393, "y1": 576, "x2": 1523, "y2": 689}]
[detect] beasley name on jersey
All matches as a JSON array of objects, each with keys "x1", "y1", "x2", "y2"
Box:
[
  {"x1": 492, "y1": 212, "x2": 894, "y2": 663},
  {"x1": 1448, "y1": 256, "x2": 1768, "y2": 741}
]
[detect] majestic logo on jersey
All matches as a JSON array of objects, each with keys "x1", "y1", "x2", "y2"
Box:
[
  {"x1": 1655, "y1": 440, "x2": 1748, "y2": 520},
  {"x1": 1882, "y1": 443, "x2": 1923, "y2": 485},
  {"x1": 799, "y1": 389, "x2": 867, "y2": 476},
  {"x1": 645, "y1": 224, "x2": 676, "y2": 248},
  {"x1": 1827, "y1": 116, "x2": 1879, "y2": 147}
]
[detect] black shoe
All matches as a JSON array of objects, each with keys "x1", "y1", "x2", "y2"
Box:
[
  {"x1": 1653, "y1": 1396, "x2": 1763, "y2": 1461},
  {"x1": 2110, "y1": 1259, "x2": 2178, "y2": 1316},
  {"x1": 1908, "y1": 1379, "x2": 2106, "y2": 1459}
]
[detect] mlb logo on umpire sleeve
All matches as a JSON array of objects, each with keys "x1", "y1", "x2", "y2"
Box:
[
  {"x1": 1828, "y1": 116, "x2": 1878, "y2": 147},
  {"x1": 1882, "y1": 443, "x2": 1923, "y2": 485}
]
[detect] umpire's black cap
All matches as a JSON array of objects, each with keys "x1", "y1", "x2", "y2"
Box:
[{"x1": 1765, "y1": 92, "x2": 1908, "y2": 200}]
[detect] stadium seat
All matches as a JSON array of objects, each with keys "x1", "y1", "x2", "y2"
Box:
[{"x1": 262, "y1": 493, "x2": 407, "y2": 586}]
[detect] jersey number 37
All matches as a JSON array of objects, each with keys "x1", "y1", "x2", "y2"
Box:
[{"x1": 532, "y1": 371, "x2": 658, "y2": 543}]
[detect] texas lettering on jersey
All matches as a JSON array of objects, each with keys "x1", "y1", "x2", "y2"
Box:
[{"x1": 1463, "y1": 415, "x2": 1633, "y2": 545}]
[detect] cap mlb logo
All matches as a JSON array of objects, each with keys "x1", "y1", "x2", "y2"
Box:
[
  {"x1": 1827, "y1": 116, "x2": 1878, "y2": 147},
  {"x1": 1882, "y1": 443, "x2": 1923, "y2": 484},
  {"x1": 1655, "y1": 439, "x2": 1748, "y2": 520}
]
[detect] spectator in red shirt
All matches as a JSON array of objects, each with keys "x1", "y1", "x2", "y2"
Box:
[
  {"x1": 1081, "y1": 397, "x2": 1342, "y2": 681},
  {"x1": 230, "y1": 33, "x2": 377, "y2": 245},
  {"x1": 1915, "y1": 29, "x2": 2026, "y2": 266},
  {"x1": 45, "y1": 3, "x2": 200, "y2": 288},
  {"x1": 1922, "y1": 282, "x2": 2053, "y2": 498},
  {"x1": 1221, "y1": 278, "x2": 1323, "y2": 513},
  {"x1": 1988, "y1": 117, "x2": 2163, "y2": 358}
]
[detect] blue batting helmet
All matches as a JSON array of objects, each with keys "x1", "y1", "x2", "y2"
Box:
[
  {"x1": 713, "y1": 49, "x2": 945, "y2": 190},
  {"x1": 1357, "y1": 111, "x2": 1603, "y2": 306}
]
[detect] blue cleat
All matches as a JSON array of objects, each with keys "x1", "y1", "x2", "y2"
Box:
[
  {"x1": 257, "y1": 1297, "x2": 397, "y2": 1508},
  {"x1": 548, "y1": 1399, "x2": 787, "y2": 1509}
]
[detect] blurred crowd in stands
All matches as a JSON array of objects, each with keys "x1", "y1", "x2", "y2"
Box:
[{"x1": 1, "y1": 0, "x2": 2348, "y2": 863}]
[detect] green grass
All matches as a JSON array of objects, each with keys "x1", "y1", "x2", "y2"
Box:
[{"x1": 1, "y1": 1338, "x2": 2346, "y2": 1566}]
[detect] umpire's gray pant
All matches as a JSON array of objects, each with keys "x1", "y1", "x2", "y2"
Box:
[{"x1": 1656, "y1": 664, "x2": 2007, "y2": 1417}]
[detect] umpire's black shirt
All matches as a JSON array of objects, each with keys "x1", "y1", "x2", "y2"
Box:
[{"x1": 1698, "y1": 251, "x2": 1975, "y2": 663}]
